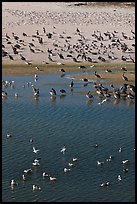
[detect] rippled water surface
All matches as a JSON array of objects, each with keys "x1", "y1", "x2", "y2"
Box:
[{"x1": 2, "y1": 72, "x2": 135, "y2": 202}]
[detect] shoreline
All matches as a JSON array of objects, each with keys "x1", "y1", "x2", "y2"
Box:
[{"x1": 2, "y1": 62, "x2": 135, "y2": 86}]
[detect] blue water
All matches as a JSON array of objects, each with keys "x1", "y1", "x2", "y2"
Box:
[{"x1": 2, "y1": 72, "x2": 135, "y2": 202}]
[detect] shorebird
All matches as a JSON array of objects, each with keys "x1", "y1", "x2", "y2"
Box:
[
  {"x1": 49, "y1": 88, "x2": 56, "y2": 96},
  {"x1": 122, "y1": 73, "x2": 128, "y2": 81},
  {"x1": 121, "y1": 67, "x2": 127, "y2": 72},
  {"x1": 33, "y1": 146, "x2": 39, "y2": 154},
  {"x1": 2, "y1": 91, "x2": 7, "y2": 98},
  {"x1": 94, "y1": 71, "x2": 101, "y2": 78},
  {"x1": 86, "y1": 91, "x2": 94, "y2": 99},
  {"x1": 69, "y1": 80, "x2": 74, "y2": 88},
  {"x1": 59, "y1": 68, "x2": 65, "y2": 73},
  {"x1": 60, "y1": 89, "x2": 66, "y2": 95}
]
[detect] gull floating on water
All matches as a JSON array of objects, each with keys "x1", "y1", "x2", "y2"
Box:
[
  {"x1": 72, "y1": 157, "x2": 78, "y2": 162},
  {"x1": 100, "y1": 181, "x2": 110, "y2": 187},
  {"x1": 32, "y1": 184, "x2": 41, "y2": 191},
  {"x1": 42, "y1": 172, "x2": 49, "y2": 178},
  {"x1": 63, "y1": 167, "x2": 71, "y2": 172},
  {"x1": 117, "y1": 175, "x2": 122, "y2": 181},
  {"x1": 24, "y1": 168, "x2": 32, "y2": 174},
  {"x1": 33, "y1": 146, "x2": 39, "y2": 154},
  {"x1": 60, "y1": 146, "x2": 66, "y2": 154},
  {"x1": 97, "y1": 161, "x2": 104, "y2": 165},
  {"x1": 49, "y1": 176, "x2": 57, "y2": 181},
  {"x1": 122, "y1": 159, "x2": 129, "y2": 164}
]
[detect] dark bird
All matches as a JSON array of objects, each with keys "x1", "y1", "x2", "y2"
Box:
[
  {"x1": 121, "y1": 67, "x2": 127, "y2": 71},
  {"x1": 43, "y1": 27, "x2": 46, "y2": 33},
  {"x1": 69, "y1": 80, "x2": 74, "y2": 88},
  {"x1": 8, "y1": 54, "x2": 14, "y2": 60},
  {"x1": 60, "y1": 89, "x2": 66, "y2": 95},
  {"x1": 49, "y1": 88, "x2": 56, "y2": 96},
  {"x1": 60, "y1": 68, "x2": 65, "y2": 73},
  {"x1": 94, "y1": 71, "x2": 101, "y2": 78},
  {"x1": 122, "y1": 73, "x2": 128, "y2": 81},
  {"x1": 78, "y1": 65, "x2": 86, "y2": 69},
  {"x1": 20, "y1": 54, "x2": 26, "y2": 61},
  {"x1": 36, "y1": 30, "x2": 39, "y2": 35},
  {"x1": 58, "y1": 53, "x2": 64, "y2": 60},
  {"x1": 6, "y1": 33, "x2": 10, "y2": 39},
  {"x1": 23, "y1": 32, "x2": 27, "y2": 36},
  {"x1": 29, "y1": 45, "x2": 35, "y2": 53}
]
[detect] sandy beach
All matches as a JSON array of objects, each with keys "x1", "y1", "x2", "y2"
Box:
[{"x1": 2, "y1": 2, "x2": 135, "y2": 84}]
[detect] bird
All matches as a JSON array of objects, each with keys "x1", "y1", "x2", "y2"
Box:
[
  {"x1": 14, "y1": 93, "x2": 18, "y2": 98},
  {"x1": 122, "y1": 73, "x2": 128, "y2": 81},
  {"x1": 122, "y1": 159, "x2": 129, "y2": 165},
  {"x1": 117, "y1": 175, "x2": 122, "y2": 181},
  {"x1": 49, "y1": 176, "x2": 57, "y2": 181},
  {"x1": 22, "y1": 174, "x2": 26, "y2": 181},
  {"x1": 42, "y1": 172, "x2": 49, "y2": 178},
  {"x1": 49, "y1": 88, "x2": 56, "y2": 96},
  {"x1": 60, "y1": 146, "x2": 66, "y2": 154},
  {"x1": 106, "y1": 69, "x2": 112, "y2": 72},
  {"x1": 72, "y1": 157, "x2": 78, "y2": 162},
  {"x1": 20, "y1": 54, "x2": 26, "y2": 61},
  {"x1": 68, "y1": 162, "x2": 73, "y2": 167},
  {"x1": 86, "y1": 91, "x2": 94, "y2": 99},
  {"x1": 63, "y1": 167, "x2": 71, "y2": 172},
  {"x1": 32, "y1": 159, "x2": 40, "y2": 166},
  {"x1": 32, "y1": 184, "x2": 41, "y2": 191},
  {"x1": 6, "y1": 133, "x2": 12, "y2": 138},
  {"x1": 121, "y1": 67, "x2": 127, "y2": 71},
  {"x1": 69, "y1": 80, "x2": 74, "y2": 88},
  {"x1": 59, "y1": 68, "x2": 65, "y2": 73},
  {"x1": 24, "y1": 168, "x2": 32, "y2": 174},
  {"x1": 94, "y1": 71, "x2": 101, "y2": 78},
  {"x1": 118, "y1": 147, "x2": 122, "y2": 152},
  {"x1": 33, "y1": 146, "x2": 39, "y2": 154},
  {"x1": 23, "y1": 32, "x2": 27, "y2": 36},
  {"x1": 2, "y1": 91, "x2": 8, "y2": 98},
  {"x1": 10, "y1": 179, "x2": 17, "y2": 187},
  {"x1": 60, "y1": 89, "x2": 66, "y2": 95},
  {"x1": 97, "y1": 161, "x2": 104, "y2": 165},
  {"x1": 100, "y1": 181, "x2": 110, "y2": 187},
  {"x1": 98, "y1": 98, "x2": 108, "y2": 105}
]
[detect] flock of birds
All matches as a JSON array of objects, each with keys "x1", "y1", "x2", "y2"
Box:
[
  {"x1": 8, "y1": 133, "x2": 134, "y2": 192},
  {"x1": 2, "y1": 25, "x2": 135, "y2": 66},
  {"x1": 9, "y1": 140, "x2": 78, "y2": 192},
  {"x1": 2, "y1": 66, "x2": 135, "y2": 105}
]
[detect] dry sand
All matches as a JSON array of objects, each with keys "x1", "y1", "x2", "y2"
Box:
[{"x1": 2, "y1": 2, "x2": 135, "y2": 83}]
